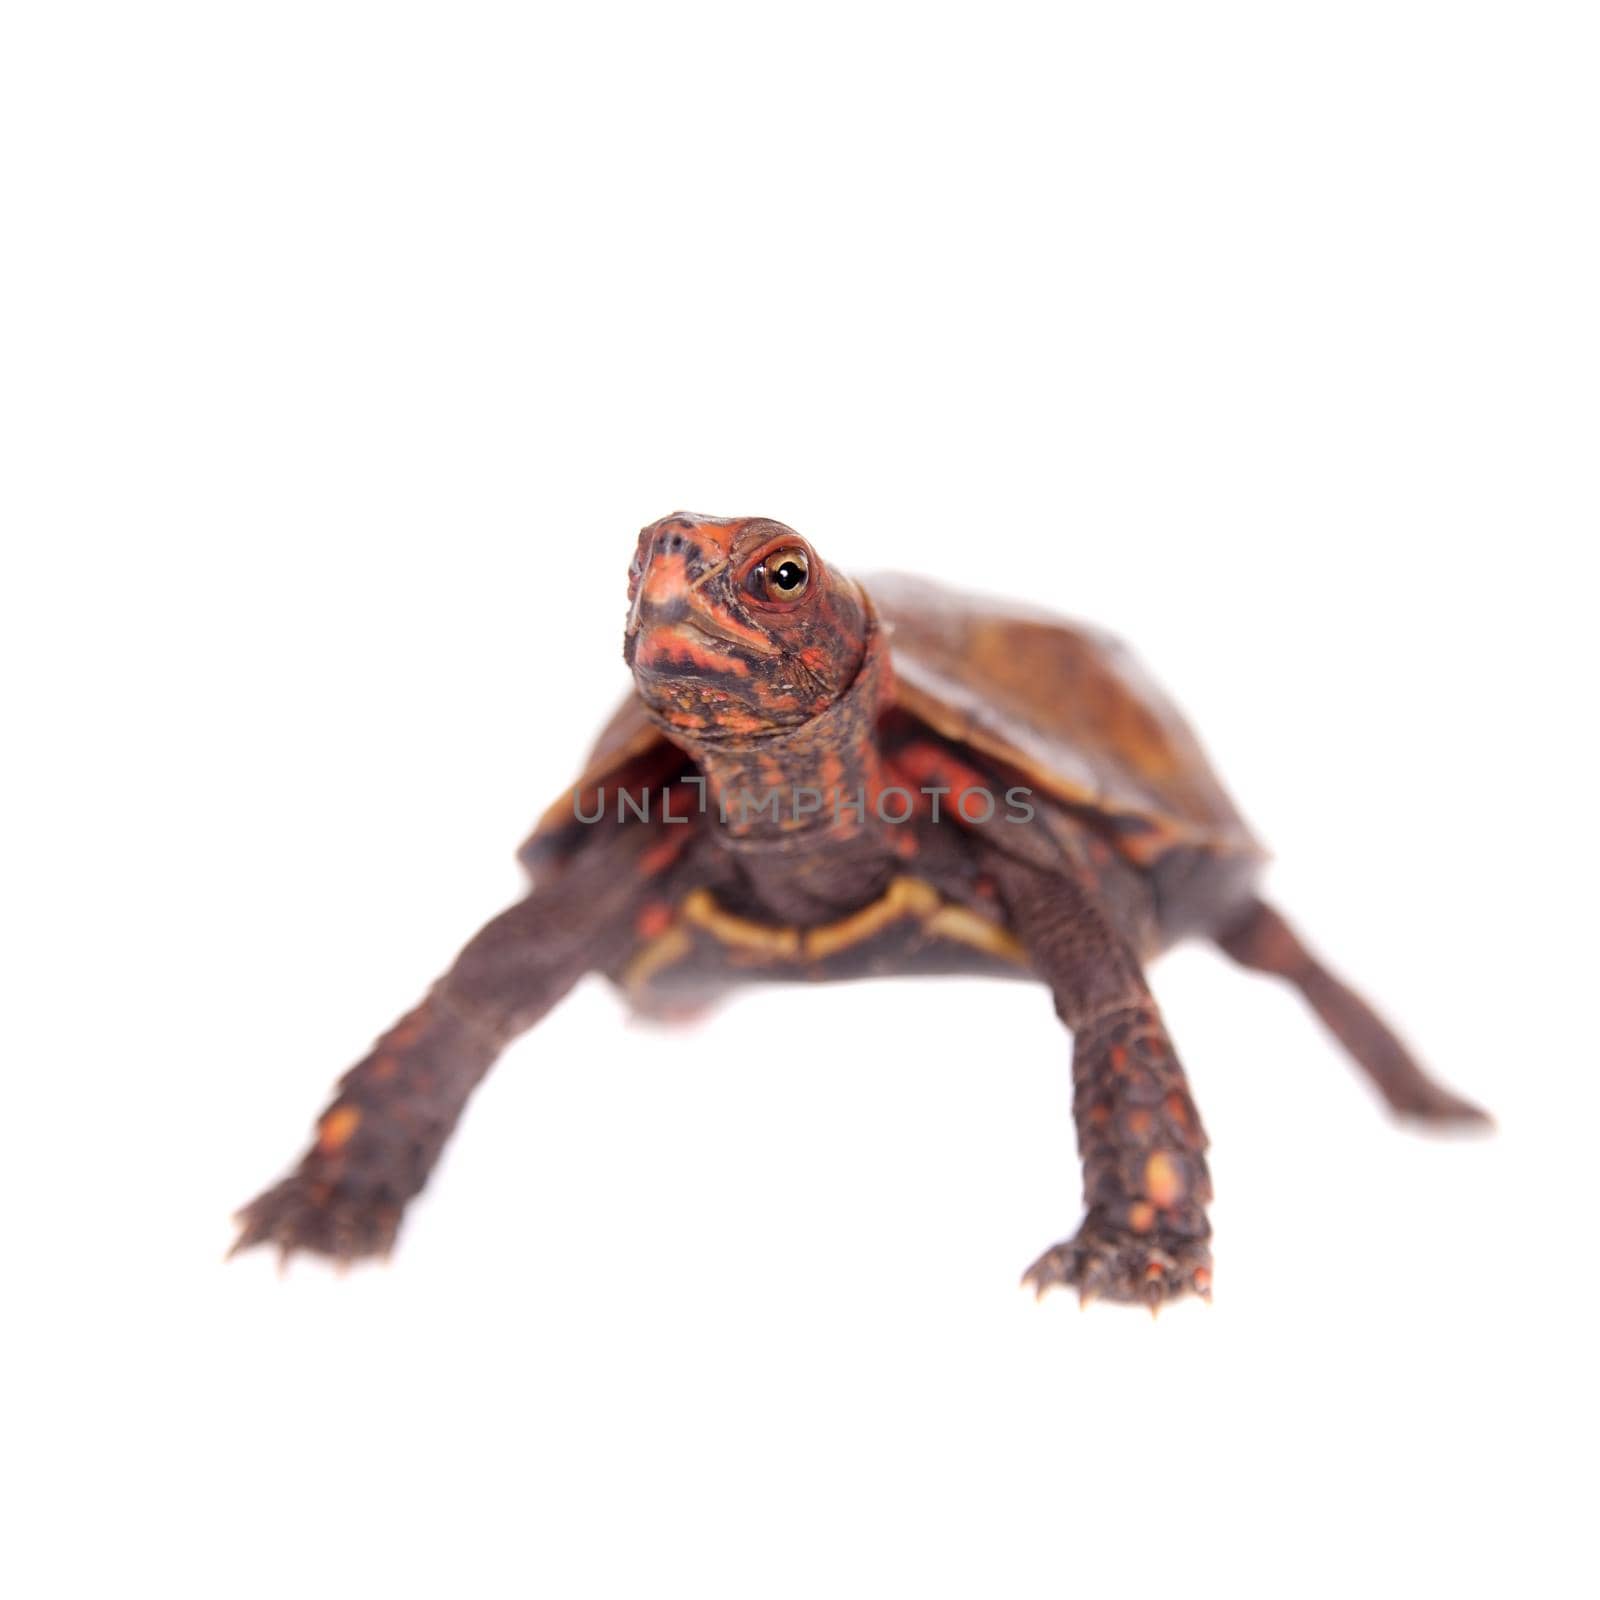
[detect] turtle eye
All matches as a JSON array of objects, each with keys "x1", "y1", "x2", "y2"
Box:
[{"x1": 746, "y1": 547, "x2": 811, "y2": 605}]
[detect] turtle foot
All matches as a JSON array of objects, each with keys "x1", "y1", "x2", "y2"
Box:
[
  {"x1": 230, "y1": 1170, "x2": 402, "y2": 1269},
  {"x1": 1393, "y1": 1082, "x2": 1494, "y2": 1129},
  {"x1": 1023, "y1": 1213, "x2": 1212, "y2": 1311}
]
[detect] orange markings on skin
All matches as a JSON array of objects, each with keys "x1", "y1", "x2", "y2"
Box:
[
  {"x1": 654, "y1": 714, "x2": 711, "y2": 740},
  {"x1": 1128, "y1": 1201, "x2": 1157, "y2": 1233},
  {"x1": 368, "y1": 1055, "x2": 399, "y2": 1083},
  {"x1": 1109, "y1": 1044, "x2": 1129, "y2": 1072},
  {"x1": 637, "y1": 537, "x2": 772, "y2": 650},
  {"x1": 635, "y1": 902, "x2": 675, "y2": 940},
  {"x1": 889, "y1": 742, "x2": 996, "y2": 825},
  {"x1": 317, "y1": 1105, "x2": 362, "y2": 1154},
  {"x1": 1144, "y1": 1151, "x2": 1185, "y2": 1209},
  {"x1": 1126, "y1": 1108, "x2": 1153, "y2": 1138},
  {"x1": 661, "y1": 788, "x2": 698, "y2": 825},
  {"x1": 636, "y1": 630, "x2": 751, "y2": 678},
  {"x1": 705, "y1": 710, "x2": 765, "y2": 735},
  {"x1": 639, "y1": 835, "x2": 687, "y2": 874},
  {"x1": 1163, "y1": 1091, "x2": 1192, "y2": 1130},
  {"x1": 818, "y1": 750, "x2": 845, "y2": 797},
  {"x1": 884, "y1": 763, "x2": 928, "y2": 816},
  {"x1": 385, "y1": 1007, "x2": 432, "y2": 1050},
  {"x1": 682, "y1": 519, "x2": 739, "y2": 557}
]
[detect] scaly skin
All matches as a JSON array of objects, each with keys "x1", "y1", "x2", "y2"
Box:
[
  {"x1": 232, "y1": 998, "x2": 498, "y2": 1263},
  {"x1": 1022, "y1": 1003, "x2": 1212, "y2": 1309},
  {"x1": 988, "y1": 848, "x2": 1213, "y2": 1309}
]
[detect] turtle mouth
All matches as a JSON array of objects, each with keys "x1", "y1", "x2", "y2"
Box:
[
  {"x1": 630, "y1": 620, "x2": 754, "y2": 681},
  {"x1": 679, "y1": 609, "x2": 768, "y2": 651}
]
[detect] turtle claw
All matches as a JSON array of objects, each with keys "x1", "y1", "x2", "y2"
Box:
[
  {"x1": 231, "y1": 1171, "x2": 402, "y2": 1269},
  {"x1": 1023, "y1": 1213, "x2": 1212, "y2": 1310}
]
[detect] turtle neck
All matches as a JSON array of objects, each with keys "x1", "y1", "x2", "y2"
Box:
[{"x1": 683, "y1": 616, "x2": 890, "y2": 843}]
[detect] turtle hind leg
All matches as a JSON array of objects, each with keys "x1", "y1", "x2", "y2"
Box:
[{"x1": 1215, "y1": 897, "x2": 1491, "y2": 1127}]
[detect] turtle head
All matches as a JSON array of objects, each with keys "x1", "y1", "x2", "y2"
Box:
[{"x1": 624, "y1": 513, "x2": 871, "y2": 739}]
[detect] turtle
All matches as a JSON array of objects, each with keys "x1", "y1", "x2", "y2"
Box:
[{"x1": 233, "y1": 512, "x2": 1488, "y2": 1305}]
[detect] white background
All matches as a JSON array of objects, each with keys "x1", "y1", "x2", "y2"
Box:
[{"x1": 4, "y1": 5, "x2": 1597, "y2": 1596}]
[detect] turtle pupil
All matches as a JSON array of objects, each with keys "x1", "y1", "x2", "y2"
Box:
[{"x1": 773, "y1": 561, "x2": 804, "y2": 591}]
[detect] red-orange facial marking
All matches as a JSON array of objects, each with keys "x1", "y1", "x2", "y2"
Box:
[
  {"x1": 633, "y1": 524, "x2": 775, "y2": 651},
  {"x1": 627, "y1": 515, "x2": 873, "y2": 748},
  {"x1": 675, "y1": 517, "x2": 740, "y2": 559},
  {"x1": 317, "y1": 1105, "x2": 362, "y2": 1154},
  {"x1": 635, "y1": 902, "x2": 675, "y2": 940},
  {"x1": 705, "y1": 710, "x2": 767, "y2": 735},
  {"x1": 635, "y1": 629, "x2": 751, "y2": 678}
]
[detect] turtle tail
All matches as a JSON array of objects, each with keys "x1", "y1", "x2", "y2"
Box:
[{"x1": 1214, "y1": 897, "x2": 1491, "y2": 1126}]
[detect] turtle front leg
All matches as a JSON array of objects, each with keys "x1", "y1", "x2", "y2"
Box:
[
  {"x1": 231, "y1": 992, "x2": 498, "y2": 1262},
  {"x1": 991, "y1": 851, "x2": 1213, "y2": 1309},
  {"x1": 232, "y1": 812, "x2": 681, "y2": 1266}
]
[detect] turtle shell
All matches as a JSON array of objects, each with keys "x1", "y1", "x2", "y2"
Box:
[
  {"x1": 869, "y1": 574, "x2": 1262, "y2": 865},
  {"x1": 525, "y1": 574, "x2": 1262, "y2": 870}
]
